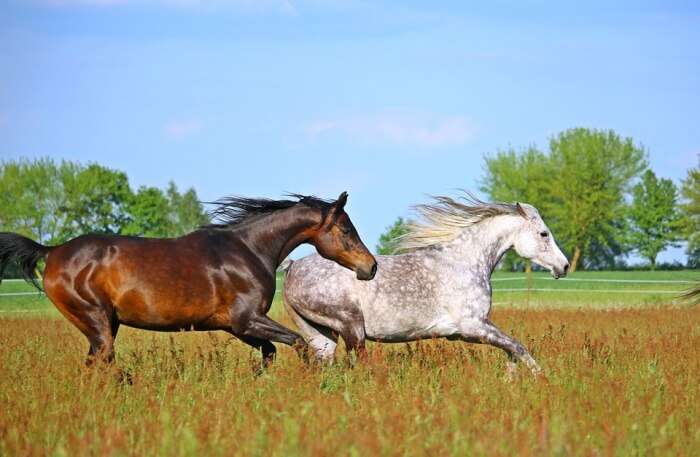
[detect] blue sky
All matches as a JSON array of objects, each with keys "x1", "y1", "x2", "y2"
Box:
[{"x1": 1, "y1": 0, "x2": 698, "y2": 262}]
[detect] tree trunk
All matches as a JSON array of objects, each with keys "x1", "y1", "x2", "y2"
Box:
[
  {"x1": 570, "y1": 246, "x2": 581, "y2": 273},
  {"x1": 525, "y1": 260, "x2": 532, "y2": 274},
  {"x1": 650, "y1": 256, "x2": 656, "y2": 270}
]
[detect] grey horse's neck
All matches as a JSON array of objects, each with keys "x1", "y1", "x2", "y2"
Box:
[{"x1": 430, "y1": 214, "x2": 520, "y2": 279}]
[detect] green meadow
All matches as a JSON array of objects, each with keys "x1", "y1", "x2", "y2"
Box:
[
  {"x1": 2, "y1": 269, "x2": 695, "y2": 317},
  {"x1": 1, "y1": 270, "x2": 698, "y2": 456}
]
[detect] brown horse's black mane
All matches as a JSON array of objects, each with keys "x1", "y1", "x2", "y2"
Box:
[{"x1": 204, "y1": 194, "x2": 334, "y2": 228}]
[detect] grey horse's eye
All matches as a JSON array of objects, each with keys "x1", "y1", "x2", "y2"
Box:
[{"x1": 540, "y1": 231, "x2": 549, "y2": 238}]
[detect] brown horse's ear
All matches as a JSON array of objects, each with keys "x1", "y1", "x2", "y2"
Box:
[
  {"x1": 322, "y1": 192, "x2": 349, "y2": 225},
  {"x1": 516, "y1": 202, "x2": 528, "y2": 219},
  {"x1": 335, "y1": 192, "x2": 348, "y2": 211}
]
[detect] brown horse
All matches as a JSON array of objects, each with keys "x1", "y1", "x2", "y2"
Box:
[{"x1": 0, "y1": 192, "x2": 377, "y2": 367}]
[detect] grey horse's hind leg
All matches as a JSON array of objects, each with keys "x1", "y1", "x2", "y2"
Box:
[
  {"x1": 336, "y1": 308, "x2": 367, "y2": 360},
  {"x1": 462, "y1": 320, "x2": 542, "y2": 375},
  {"x1": 303, "y1": 322, "x2": 338, "y2": 363},
  {"x1": 283, "y1": 298, "x2": 338, "y2": 362}
]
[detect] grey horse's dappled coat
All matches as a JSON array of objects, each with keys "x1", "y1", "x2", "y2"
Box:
[{"x1": 283, "y1": 194, "x2": 570, "y2": 374}]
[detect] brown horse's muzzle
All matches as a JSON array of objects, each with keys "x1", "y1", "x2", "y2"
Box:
[{"x1": 356, "y1": 259, "x2": 377, "y2": 281}]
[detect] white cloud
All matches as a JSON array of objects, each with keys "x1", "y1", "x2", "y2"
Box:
[
  {"x1": 307, "y1": 111, "x2": 478, "y2": 148},
  {"x1": 163, "y1": 119, "x2": 202, "y2": 140}
]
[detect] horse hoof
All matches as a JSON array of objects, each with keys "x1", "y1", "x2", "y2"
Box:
[
  {"x1": 533, "y1": 370, "x2": 549, "y2": 383},
  {"x1": 504, "y1": 362, "x2": 518, "y2": 382}
]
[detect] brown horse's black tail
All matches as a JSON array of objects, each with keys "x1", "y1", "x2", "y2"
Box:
[{"x1": 0, "y1": 232, "x2": 52, "y2": 291}]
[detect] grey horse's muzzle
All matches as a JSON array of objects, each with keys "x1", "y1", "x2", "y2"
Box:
[{"x1": 552, "y1": 262, "x2": 570, "y2": 279}]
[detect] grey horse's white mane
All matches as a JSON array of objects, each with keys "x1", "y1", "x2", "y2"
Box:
[{"x1": 396, "y1": 192, "x2": 520, "y2": 251}]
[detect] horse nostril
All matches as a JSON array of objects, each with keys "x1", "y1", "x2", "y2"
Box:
[
  {"x1": 564, "y1": 263, "x2": 570, "y2": 273},
  {"x1": 370, "y1": 262, "x2": 377, "y2": 277}
]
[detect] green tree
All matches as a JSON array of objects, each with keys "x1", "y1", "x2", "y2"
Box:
[
  {"x1": 548, "y1": 128, "x2": 647, "y2": 271},
  {"x1": 0, "y1": 158, "x2": 80, "y2": 244},
  {"x1": 166, "y1": 181, "x2": 209, "y2": 235},
  {"x1": 481, "y1": 146, "x2": 552, "y2": 207},
  {"x1": 629, "y1": 170, "x2": 681, "y2": 268},
  {"x1": 123, "y1": 182, "x2": 208, "y2": 237},
  {"x1": 481, "y1": 146, "x2": 552, "y2": 271},
  {"x1": 1, "y1": 158, "x2": 208, "y2": 247},
  {"x1": 376, "y1": 217, "x2": 410, "y2": 255},
  {"x1": 680, "y1": 158, "x2": 700, "y2": 267},
  {"x1": 123, "y1": 186, "x2": 174, "y2": 237},
  {"x1": 60, "y1": 164, "x2": 133, "y2": 239}
]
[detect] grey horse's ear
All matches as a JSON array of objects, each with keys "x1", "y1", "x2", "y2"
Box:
[{"x1": 516, "y1": 202, "x2": 528, "y2": 219}]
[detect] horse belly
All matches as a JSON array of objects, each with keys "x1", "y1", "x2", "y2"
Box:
[
  {"x1": 113, "y1": 286, "x2": 221, "y2": 331},
  {"x1": 363, "y1": 301, "x2": 458, "y2": 343}
]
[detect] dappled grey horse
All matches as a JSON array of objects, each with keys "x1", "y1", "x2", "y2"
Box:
[{"x1": 283, "y1": 194, "x2": 569, "y2": 374}]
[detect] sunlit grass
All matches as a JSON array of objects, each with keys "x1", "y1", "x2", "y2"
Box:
[
  {"x1": 1, "y1": 308, "x2": 699, "y2": 455},
  {"x1": 1, "y1": 271, "x2": 699, "y2": 455}
]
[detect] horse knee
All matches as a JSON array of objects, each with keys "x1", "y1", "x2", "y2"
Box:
[{"x1": 308, "y1": 335, "x2": 337, "y2": 362}]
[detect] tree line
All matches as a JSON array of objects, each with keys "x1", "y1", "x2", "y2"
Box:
[
  {"x1": 3, "y1": 130, "x2": 699, "y2": 274},
  {"x1": 377, "y1": 128, "x2": 699, "y2": 271},
  {"x1": 0, "y1": 158, "x2": 209, "y2": 247}
]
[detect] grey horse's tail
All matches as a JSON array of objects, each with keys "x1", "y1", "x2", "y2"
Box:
[
  {"x1": 681, "y1": 280, "x2": 700, "y2": 305},
  {"x1": 278, "y1": 258, "x2": 294, "y2": 275}
]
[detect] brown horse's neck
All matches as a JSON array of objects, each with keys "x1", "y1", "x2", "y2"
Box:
[{"x1": 233, "y1": 205, "x2": 322, "y2": 273}]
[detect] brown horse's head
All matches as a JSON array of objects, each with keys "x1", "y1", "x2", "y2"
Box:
[{"x1": 311, "y1": 192, "x2": 377, "y2": 280}]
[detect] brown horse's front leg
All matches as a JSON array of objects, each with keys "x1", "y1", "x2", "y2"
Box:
[
  {"x1": 234, "y1": 334, "x2": 277, "y2": 369},
  {"x1": 239, "y1": 314, "x2": 309, "y2": 360}
]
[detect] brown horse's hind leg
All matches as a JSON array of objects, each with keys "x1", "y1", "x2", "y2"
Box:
[
  {"x1": 82, "y1": 314, "x2": 117, "y2": 367},
  {"x1": 85, "y1": 314, "x2": 119, "y2": 366},
  {"x1": 49, "y1": 294, "x2": 118, "y2": 367}
]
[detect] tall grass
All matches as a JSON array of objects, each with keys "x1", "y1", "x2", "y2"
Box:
[{"x1": 1, "y1": 307, "x2": 699, "y2": 456}]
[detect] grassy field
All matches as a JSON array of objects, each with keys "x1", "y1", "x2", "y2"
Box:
[
  {"x1": 490, "y1": 270, "x2": 698, "y2": 308},
  {"x1": 1, "y1": 270, "x2": 699, "y2": 455},
  {"x1": 2, "y1": 270, "x2": 697, "y2": 316}
]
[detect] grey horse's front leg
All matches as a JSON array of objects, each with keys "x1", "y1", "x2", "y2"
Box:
[{"x1": 462, "y1": 320, "x2": 542, "y2": 375}]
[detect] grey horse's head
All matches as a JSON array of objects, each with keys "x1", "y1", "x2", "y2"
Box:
[
  {"x1": 396, "y1": 193, "x2": 570, "y2": 278},
  {"x1": 511, "y1": 203, "x2": 569, "y2": 278}
]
